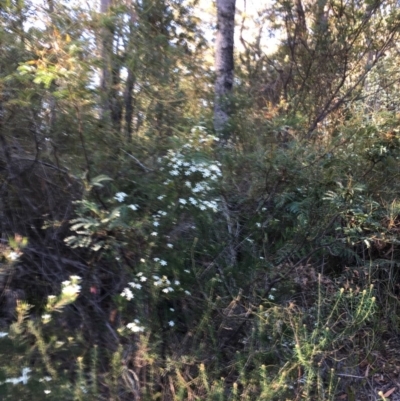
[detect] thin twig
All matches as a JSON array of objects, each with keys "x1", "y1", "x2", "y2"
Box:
[{"x1": 120, "y1": 149, "x2": 153, "y2": 172}]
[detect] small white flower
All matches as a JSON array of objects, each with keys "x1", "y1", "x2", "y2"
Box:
[
  {"x1": 42, "y1": 314, "x2": 51, "y2": 321},
  {"x1": 170, "y1": 308, "x2": 175, "y2": 312},
  {"x1": 140, "y1": 258, "x2": 145, "y2": 262},
  {"x1": 70, "y1": 275, "x2": 81, "y2": 281},
  {"x1": 157, "y1": 195, "x2": 165, "y2": 200},
  {"x1": 128, "y1": 204, "x2": 139, "y2": 211},
  {"x1": 62, "y1": 283, "x2": 81, "y2": 297},
  {"x1": 127, "y1": 321, "x2": 144, "y2": 333},
  {"x1": 168, "y1": 320, "x2": 175, "y2": 327},
  {"x1": 151, "y1": 232, "x2": 158, "y2": 236},
  {"x1": 114, "y1": 192, "x2": 128, "y2": 202},
  {"x1": 189, "y1": 197, "x2": 197, "y2": 205},
  {"x1": 139, "y1": 276, "x2": 147, "y2": 282},
  {"x1": 153, "y1": 221, "x2": 160, "y2": 227},
  {"x1": 174, "y1": 280, "x2": 180, "y2": 286},
  {"x1": 256, "y1": 223, "x2": 261, "y2": 228},
  {"x1": 179, "y1": 198, "x2": 187, "y2": 205},
  {"x1": 185, "y1": 181, "x2": 191, "y2": 187},
  {"x1": 160, "y1": 260, "x2": 167, "y2": 266},
  {"x1": 170, "y1": 170, "x2": 179, "y2": 176},
  {"x1": 121, "y1": 288, "x2": 134, "y2": 300},
  {"x1": 184, "y1": 290, "x2": 191, "y2": 295},
  {"x1": 0, "y1": 332, "x2": 8, "y2": 338},
  {"x1": 268, "y1": 294, "x2": 275, "y2": 301},
  {"x1": 184, "y1": 269, "x2": 190, "y2": 273},
  {"x1": 8, "y1": 251, "x2": 19, "y2": 261},
  {"x1": 44, "y1": 390, "x2": 51, "y2": 394},
  {"x1": 154, "y1": 258, "x2": 160, "y2": 262},
  {"x1": 129, "y1": 282, "x2": 142, "y2": 290},
  {"x1": 167, "y1": 243, "x2": 173, "y2": 248}
]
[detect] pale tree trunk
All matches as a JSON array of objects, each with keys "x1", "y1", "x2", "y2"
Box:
[
  {"x1": 215, "y1": 0, "x2": 238, "y2": 269},
  {"x1": 214, "y1": 0, "x2": 236, "y2": 139},
  {"x1": 100, "y1": 0, "x2": 120, "y2": 128}
]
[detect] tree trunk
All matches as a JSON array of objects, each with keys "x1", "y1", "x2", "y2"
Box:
[{"x1": 214, "y1": 0, "x2": 236, "y2": 139}]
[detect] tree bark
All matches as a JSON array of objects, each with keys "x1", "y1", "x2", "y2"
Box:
[{"x1": 214, "y1": 0, "x2": 236, "y2": 138}]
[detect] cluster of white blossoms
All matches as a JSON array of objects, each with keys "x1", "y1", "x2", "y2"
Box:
[
  {"x1": 159, "y1": 131, "x2": 222, "y2": 214},
  {"x1": 43, "y1": 275, "x2": 82, "y2": 319},
  {"x1": 121, "y1": 267, "x2": 182, "y2": 300},
  {"x1": 126, "y1": 319, "x2": 145, "y2": 333}
]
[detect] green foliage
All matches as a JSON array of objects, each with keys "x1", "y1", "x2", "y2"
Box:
[{"x1": 2, "y1": 0, "x2": 400, "y2": 400}]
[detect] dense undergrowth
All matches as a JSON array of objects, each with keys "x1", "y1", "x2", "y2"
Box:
[{"x1": 2, "y1": 0, "x2": 400, "y2": 400}]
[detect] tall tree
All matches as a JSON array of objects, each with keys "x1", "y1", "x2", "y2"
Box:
[{"x1": 214, "y1": 0, "x2": 236, "y2": 139}]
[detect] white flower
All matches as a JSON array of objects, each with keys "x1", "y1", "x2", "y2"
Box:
[
  {"x1": 140, "y1": 258, "x2": 146, "y2": 262},
  {"x1": 44, "y1": 390, "x2": 51, "y2": 394},
  {"x1": 121, "y1": 288, "x2": 134, "y2": 300},
  {"x1": 185, "y1": 181, "x2": 191, "y2": 187},
  {"x1": 168, "y1": 320, "x2": 175, "y2": 327},
  {"x1": 174, "y1": 280, "x2": 180, "y2": 286},
  {"x1": 129, "y1": 282, "x2": 142, "y2": 290},
  {"x1": 70, "y1": 275, "x2": 81, "y2": 281},
  {"x1": 170, "y1": 170, "x2": 179, "y2": 176},
  {"x1": 128, "y1": 204, "x2": 138, "y2": 211},
  {"x1": 0, "y1": 332, "x2": 8, "y2": 338},
  {"x1": 151, "y1": 232, "x2": 158, "y2": 236},
  {"x1": 184, "y1": 290, "x2": 191, "y2": 295},
  {"x1": 167, "y1": 243, "x2": 173, "y2": 248},
  {"x1": 157, "y1": 195, "x2": 165, "y2": 200},
  {"x1": 189, "y1": 197, "x2": 197, "y2": 205},
  {"x1": 256, "y1": 223, "x2": 261, "y2": 228},
  {"x1": 153, "y1": 221, "x2": 160, "y2": 227},
  {"x1": 8, "y1": 251, "x2": 19, "y2": 261},
  {"x1": 127, "y1": 321, "x2": 144, "y2": 333},
  {"x1": 62, "y1": 283, "x2": 81, "y2": 297},
  {"x1": 170, "y1": 308, "x2": 175, "y2": 312},
  {"x1": 162, "y1": 287, "x2": 174, "y2": 293},
  {"x1": 184, "y1": 269, "x2": 190, "y2": 273},
  {"x1": 42, "y1": 314, "x2": 51, "y2": 321},
  {"x1": 179, "y1": 198, "x2": 187, "y2": 205},
  {"x1": 154, "y1": 258, "x2": 160, "y2": 262},
  {"x1": 160, "y1": 260, "x2": 167, "y2": 266},
  {"x1": 268, "y1": 294, "x2": 275, "y2": 301},
  {"x1": 114, "y1": 192, "x2": 128, "y2": 202},
  {"x1": 202, "y1": 169, "x2": 211, "y2": 178},
  {"x1": 139, "y1": 276, "x2": 147, "y2": 282}
]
